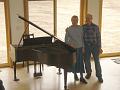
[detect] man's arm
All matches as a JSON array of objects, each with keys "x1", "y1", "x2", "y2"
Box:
[
  {"x1": 96, "y1": 26, "x2": 103, "y2": 54},
  {"x1": 96, "y1": 26, "x2": 101, "y2": 48}
]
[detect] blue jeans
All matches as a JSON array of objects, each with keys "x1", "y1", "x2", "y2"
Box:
[
  {"x1": 84, "y1": 44, "x2": 102, "y2": 78},
  {"x1": 73, "y1": 48, "x2": 85, "y2": 73}
]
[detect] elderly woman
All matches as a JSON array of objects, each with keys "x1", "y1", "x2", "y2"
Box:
[{"x1": 65, "y1": 15, "x2": 87, "y2": 84}]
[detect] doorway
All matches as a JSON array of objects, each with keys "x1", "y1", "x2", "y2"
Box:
[
  {"x1": 101, "y1": 0, "x2": 120, "y2": 54},
  {"x1": 0, "y1": 1, "x2": 8, "y2": 66}
]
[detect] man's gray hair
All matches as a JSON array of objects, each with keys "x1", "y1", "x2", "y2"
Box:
[{"x1": 86, "y1": 13, "x2": 93, "y2": 19}]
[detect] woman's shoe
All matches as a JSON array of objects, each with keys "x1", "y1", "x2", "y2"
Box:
[
  {"x1": 85, "y1": 73, "x2": 91, "y2": 79},
  {"x1": 80, "y1": 78, "x2": 87, "y2": 84},
  {"x1": 74, "y1": 74, "x2": 79, "y2": 81}
]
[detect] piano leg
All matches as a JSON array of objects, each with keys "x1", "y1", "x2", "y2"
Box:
[
  {"x1": 22, "y1": 61, "x2": 25, "y2": 67},
  {"x1": 33, "y1": 61, "x2": 42, "y2": 77},
  {"x1": 39, "y1": 63, "x2": 42, "y2": 76},
  {"x1": 33, "y1": 61, "x2": 37, "y2": 77},
  {"x1": 13, "y1": 61, "x2": 19, "y2": 81},
  {"x1": 27, "y1": 61, "x2": 29, "y2": 73},
  {"x1": 64, "y1": 69, "x2": 69, "y2": 90}
]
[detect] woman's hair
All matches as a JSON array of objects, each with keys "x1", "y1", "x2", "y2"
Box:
[{"x1": 71, "y1": 15, "x2": 78, "y2": 20}]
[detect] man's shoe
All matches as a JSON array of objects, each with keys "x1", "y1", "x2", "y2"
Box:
[
  {"x1": 80, "y1": 78, "x2": 87, "y2": 84},
  {"x1": 85, "y1": 73, "x2": 91, "y2": 79},
  {"x1": 98, "y1": 77, "x2": 103, "y2": 83}
]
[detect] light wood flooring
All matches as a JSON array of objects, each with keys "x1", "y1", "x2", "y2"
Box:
[{"x1": 0, "y1": 57, "x2": 120, "y2": 90}]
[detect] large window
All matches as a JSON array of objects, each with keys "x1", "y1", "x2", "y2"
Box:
[
  {"x1": 28, "y1": 0, "x2": 53, "y2": 37},
  {"x1": 0, "y1": 1, "x2": 7, "y2": 64},
  {"x1": 28, "y1": 0, "x2": 81, "y2": 41},
  {"x1": 57, "y1": 0, "x2": 81, "y2": 41},
  {"x1": 101, "y1": 0, "x2": 120, "y2": 53}
]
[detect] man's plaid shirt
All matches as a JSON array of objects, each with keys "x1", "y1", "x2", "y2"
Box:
[{"x1": 83, "y1": 23, "x2": 101, "y2": 48}]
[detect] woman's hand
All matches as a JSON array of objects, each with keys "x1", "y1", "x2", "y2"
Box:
[{"x1": 82, "y1": 48, "x2": 85, "y2": 54}]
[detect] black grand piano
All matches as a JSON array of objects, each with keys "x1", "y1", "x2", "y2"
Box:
[{"x1": 10, "y1": 15, "x2": 76, "y2": 90}]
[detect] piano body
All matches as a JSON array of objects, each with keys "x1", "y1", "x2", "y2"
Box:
[{"x1": 10, "y1": 15, "x2": 76, "y2": 90}]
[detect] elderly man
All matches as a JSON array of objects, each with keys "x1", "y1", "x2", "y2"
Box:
[{"x1": 83, "y1": 14, "x2": 103, "y2": 83}]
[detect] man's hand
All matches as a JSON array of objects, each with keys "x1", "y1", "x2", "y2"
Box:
[{"x1": 99, "y1": 48, "x2": 103, "y2": 54}]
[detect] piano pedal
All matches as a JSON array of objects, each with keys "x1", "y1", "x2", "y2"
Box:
[
  {"x1": 14, "y1": 78, "x2": 19, "y2": 81},
  {"x1": 57, "y1": 68, "x2": 62, "y2": 75},
  {"x1": 57, "y1": 72, "x2": 62, "y2": 75},
  {"x1": 33, "y1": 72, "x2": 42, "y2": 77},
  {"x1": 64, "y1": 86, "x2": 69, "y2": 90}
]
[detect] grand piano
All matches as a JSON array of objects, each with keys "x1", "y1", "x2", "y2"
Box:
[{"x1": 10, "y1": 15, "x2": 76, "y2": 90}]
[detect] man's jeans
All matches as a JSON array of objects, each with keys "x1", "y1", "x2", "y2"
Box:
[{"x1": 84, "y1": 44, "x2": 102, "y2": 78}]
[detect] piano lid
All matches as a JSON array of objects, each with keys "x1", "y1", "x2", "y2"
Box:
[{"x1": 18, "y1": 15, "x2": 76, "y2": 52}]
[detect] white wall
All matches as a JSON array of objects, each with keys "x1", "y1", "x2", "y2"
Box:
[
  {"x1": 87, "y1": 0, "x2": 100, "y2": 25},
  {"x1": 9, "y1": 0, "x2": 24, "y2": 45}
]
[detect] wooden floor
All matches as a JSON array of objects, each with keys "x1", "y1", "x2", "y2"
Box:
[{"x1": 0, "y1": 57, "x2": 120, "y2": 90}]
